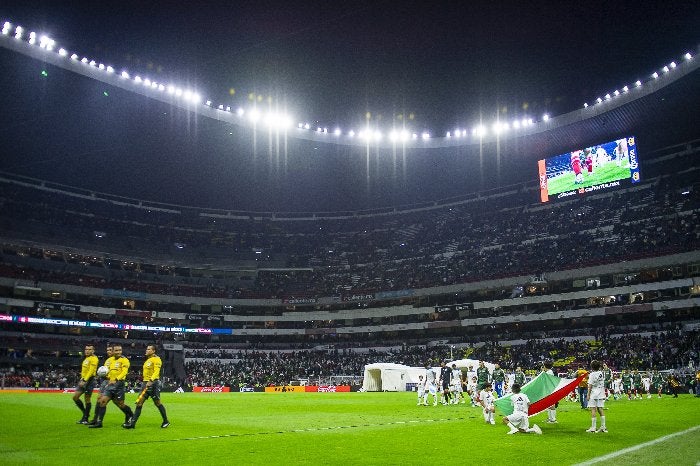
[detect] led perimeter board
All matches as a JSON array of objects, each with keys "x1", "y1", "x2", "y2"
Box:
[{"x1": 538, "y1": 136, "x2": 640, "y2": 202}]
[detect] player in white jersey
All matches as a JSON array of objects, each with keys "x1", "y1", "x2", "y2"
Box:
[
  {"x1": 614, "y1": 138, "x2": 629, "y2": 167},
  {"x1": 416, "y1": 375, "x2": 426, "y2": 405},
  {"x1": 642, "y1": 373, "x2": 652, "y2": 399},
  {"x1": 542, "y1": 361, "x2": 558, "y2": 423},
  {"x1": 612, "y1": 375, "x2": 622, "y2": 400},
  {"x1": 423, "y1": 364, "x2": 439, "y2": 406},
  {"x1": 502, "y1": 384, "x2": 541, "y2": 434},
  {"x1": 479, "y1": 383, "x2": 496, "y2": 425},
  {"x1": 586, "y1": 360, "x2": 608, "y2": 433},
  {"x1": 450, "y1": 364, "x2": 465, "y2": 404},
  {"x1": 467, "y1": 376, "x2": 479, "y2": 407}
]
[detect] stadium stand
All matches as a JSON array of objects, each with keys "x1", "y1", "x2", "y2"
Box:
[
  {"x1": 1, "y1": 138, "x2": 698, "y2": 389},
  {"x1": 0, "y1": 33, "x2": 698, "y2": 391}
]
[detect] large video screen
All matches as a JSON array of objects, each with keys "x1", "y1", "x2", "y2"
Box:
[{"x1": 538, "y1": 136, "x2": 640, "y2": 202}]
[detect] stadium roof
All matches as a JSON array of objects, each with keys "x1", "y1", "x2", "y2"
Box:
[{"x1": 0, "y1": 2, "x2": 698, "y2": 211}]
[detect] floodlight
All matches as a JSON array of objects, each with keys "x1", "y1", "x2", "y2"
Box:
[
  {"x1": 121, "y1": 71, "x2": 130, "y2": 79},
  {"x1": 106, "y1": 66, "x2": 114, "y2": 73},
  {"x1": 2, "y1": 22, "x2": 10, "y2": 35},
  {"x1": 81, "y1": 57, "x2": 88, "y2": 64},
  {"x1": 144, "y1": 78, "x2": 151, "y2": 87},
  {"x1": 685, "y1": 52, "x2": 692, "y2": 60},
  {"x1": 543, "y1": 114, "x2": 550, "y2": 121},
  {"x1": 635, "y1": 80, "x2": 641, "y2": 87},
  {"x1": 175, "y1": 88, "x2": 183, "y2": 97},
  {"x1": 248, "y1": 108, "x2": 260, "y2": 122},
  {"x1": 348, "y1": 130, "x2": 355, "y2": 137},
  {"x1": 236, "y1": 107, "x2": 244, "y2": 116},
  {"x1": 316, "y1": 127, "x2": 322, "y2": 133},
  {"x1": 622, "y1": 86, "x2": 628, "y2": 92},
  {"x1": 583, "y1": 103, "x2": 588, "y2": 108},
  {"x1": 206, "y1": 100, "x2": 212, "y2": 106},
  {"x1": 662, "y1": 66, "x2": 669, "y2": 73},
  {"x1": 191, "y1": 93, "x2": 201, "y2": 104},
  {"x1": 604, "y1": 94, "x2": 611, "y2": 100},
  {"x1": 652, "y1": 72, "x2": 659, "y2": 78},
  {"x1": 98, "y1": 63, "x2": 105, "y2": 70},
  {"x1": 58, "y1": 48, "x2": 67, "y2": 56},
  {"x1": 412, "y1": 133, "x2": 418, "y2": 139},
  {"x1": 158, "y1": 84, "x2": 165, "y2": 91},
  {"x1": 218, "y1": 104, "x2": 224, "y2": 110},
  {"x1": 134, "y1": 75, "x2": 142, "y2": 83},
  {"x1": 28, "y1": 31, "x2": 36, "y2": 44},
  {"x1": 374, "y1": 130, "x2": 382, "y2": 140},
  {"x1": 334, "y1": 128, "x2": 341, "y2": 136},
  {"x1": 613, "y1": 90, "x2": 619, "y2": 96},
  {"x1": 39, "y1": 35, "x2": 54, "y2": 49},
  {"x1": 446, "y1": 131, "x2": 451, "y2": 138},
  {"x1": 268, "y1": 114, "x2": 292, "y2": 128},
  {"x1": 669, "y1": 61, "x2": 676, "y2": 69},
  {"x1": 225, "y1": 106, "x2": 230, "y2": 111},
  {"x1": 89, "y1": 60, "x2": 96, "y2": 67},
  {"x1": 421, "y1": 132, "x2": 430, "y2": 140},
  {"x1": 304, "y1": 122, "x2": 310, "y2": 129},
  {"x1": 14, "y1": 26, "x2": 23, "y2": 39}
]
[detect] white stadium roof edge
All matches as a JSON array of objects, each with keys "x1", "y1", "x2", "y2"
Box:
[{"x1": 1, "y1": 21, "x2": 699, "y2": 150}]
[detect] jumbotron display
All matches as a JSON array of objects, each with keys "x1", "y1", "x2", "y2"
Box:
[{"x1": 538, "y1": 136, "x2": 640, "y2": 202}]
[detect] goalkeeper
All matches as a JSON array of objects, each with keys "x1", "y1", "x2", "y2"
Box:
[{"x1": 124, "y1": 344, "x2": 170, "y2": 429}]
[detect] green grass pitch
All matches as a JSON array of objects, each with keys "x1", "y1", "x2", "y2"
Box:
[
  {"x1": 547, "y1": 163, "x2": 632, "y2": 196},
  {"x1": 0, "y1": 391, "x2": 698, "y2": 465}
]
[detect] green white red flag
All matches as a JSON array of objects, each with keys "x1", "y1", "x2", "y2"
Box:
[{"x1": 494, "y1": 371, "x2": 586, "y2": 416}]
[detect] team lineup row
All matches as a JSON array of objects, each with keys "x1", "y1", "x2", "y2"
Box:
[
  {"x1": 414, "y1": 359, "x2": 689, "y2": 435},
  {"x1": 73, "y1": 343, "x2": 169, "y2": 429}
]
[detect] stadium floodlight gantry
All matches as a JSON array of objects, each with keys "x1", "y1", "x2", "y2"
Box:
[{"x1": 1, "y1": 19, "x2": 698, "y2": 149}]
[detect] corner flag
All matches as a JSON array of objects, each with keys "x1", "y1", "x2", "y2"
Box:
[{"x1": 494, "y1": 372, "x2": 586, "y2": 416}]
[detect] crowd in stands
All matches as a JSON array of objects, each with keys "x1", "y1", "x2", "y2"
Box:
[
  {"x1": 1, "y1": 166, "x2": 699, "y2": 300},
  {"x1": 182, "y1": 329, "x2": 699, "y2": 388},
  {"x1": 1, "y1": 325, "x2": 697, "y2": 390}
]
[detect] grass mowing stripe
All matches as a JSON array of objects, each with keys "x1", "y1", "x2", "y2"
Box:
[
  {"x1": 2, "y1": 415, "x2": 470, "y2": 454},
  {"x1": 573, "y1": 425, "x2": 700, "y2": 466}
]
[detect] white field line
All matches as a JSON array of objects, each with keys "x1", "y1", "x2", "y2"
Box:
[{"x1": 573, "y1": 425, "x2": 700, "y2": 466}]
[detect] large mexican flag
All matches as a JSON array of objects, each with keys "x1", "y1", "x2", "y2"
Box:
[{"x1": 494, "y1": 371, "x2": 586, "y2": 416}]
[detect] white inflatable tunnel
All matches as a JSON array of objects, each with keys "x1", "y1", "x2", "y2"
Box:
[
  {"x1": 362, "y1": 359, "x2": 497, "y2": 392},
  {"x1": 362, "y1": 363, "x2": 425, "y2": 392}
]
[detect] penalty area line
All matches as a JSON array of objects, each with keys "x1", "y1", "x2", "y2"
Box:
[{"x1": 573, "y1": 425, "x2": 700, "y2": 466}]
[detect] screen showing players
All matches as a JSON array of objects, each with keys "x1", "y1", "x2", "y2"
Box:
[{"x1": 538, "y1": 136, "x2": 640, "y2": 203}]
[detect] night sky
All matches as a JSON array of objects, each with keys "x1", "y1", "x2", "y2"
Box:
[{"x1": 0, "y1": 1, "x2": 698, "y2": 211}]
